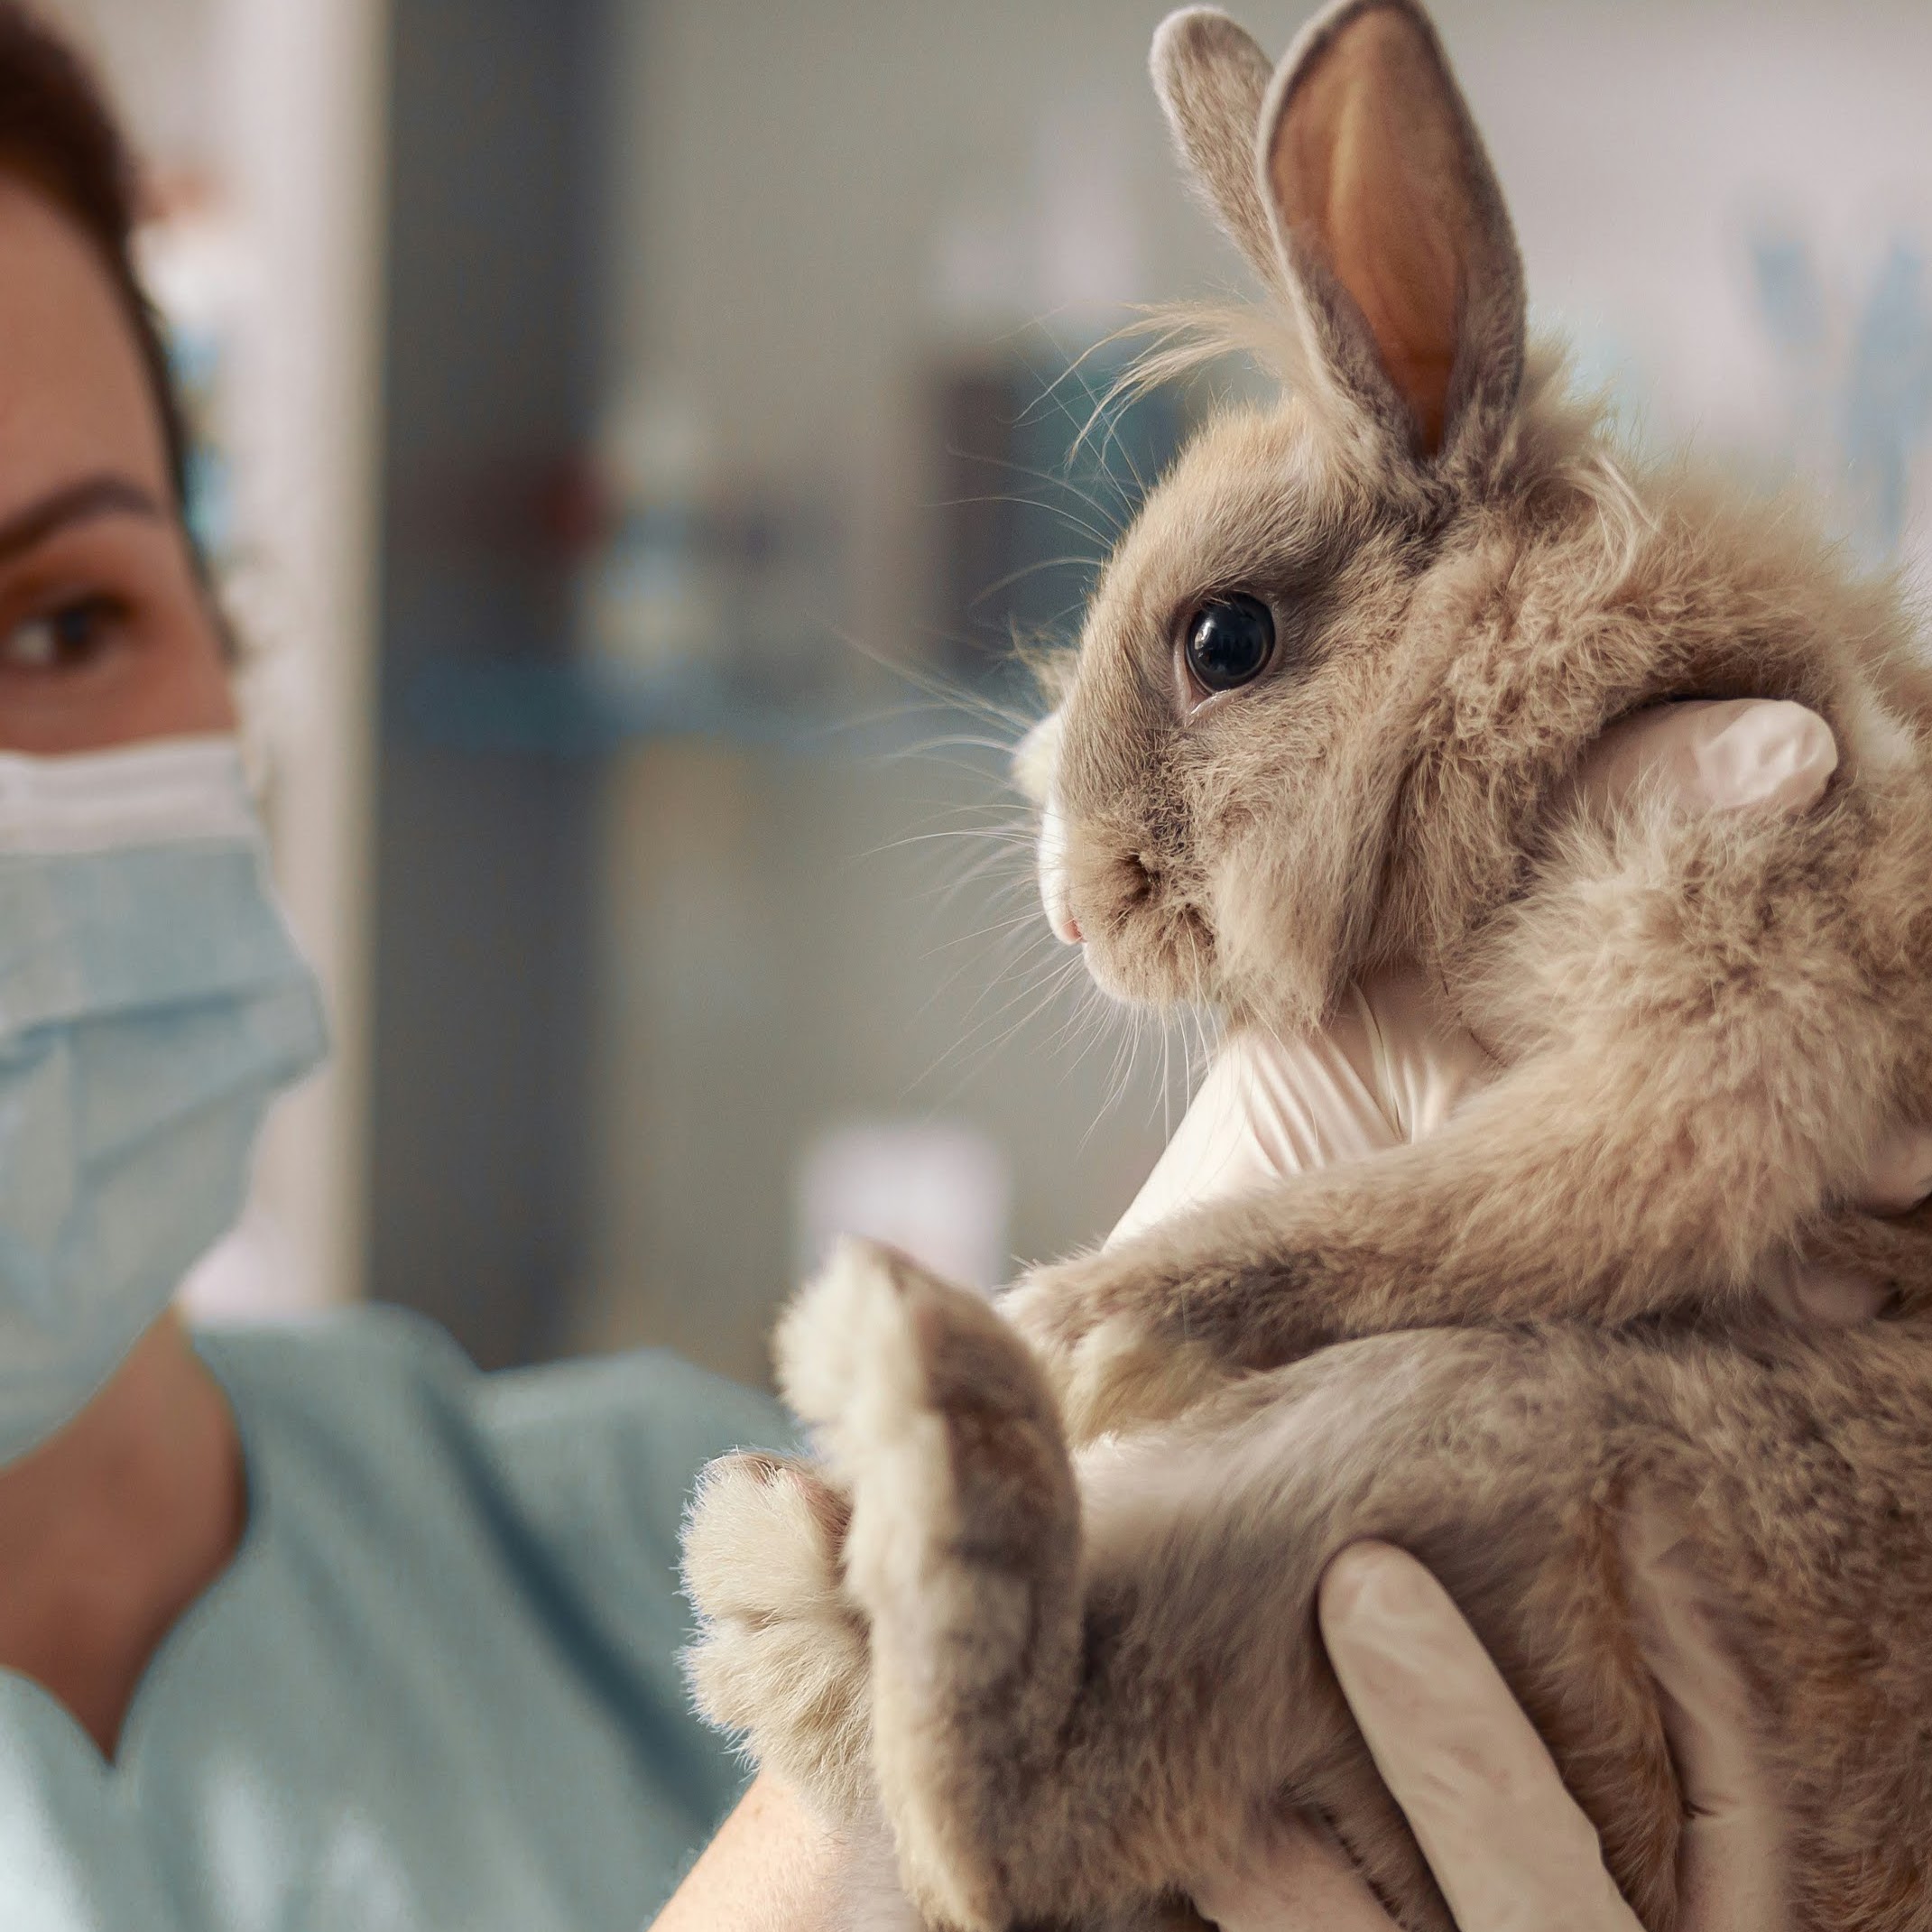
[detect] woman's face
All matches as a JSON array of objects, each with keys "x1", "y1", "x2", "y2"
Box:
[{"x1": 0, "y1": 177, "x2": 231, "y2": 754}]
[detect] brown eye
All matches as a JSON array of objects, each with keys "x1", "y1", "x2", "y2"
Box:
[
  {"x1": 1184, "y1": 595, "x2": 1274, "y2": 693},
  {"x1": 0, "y1": 596, "x2": 132, "y2": 673}
]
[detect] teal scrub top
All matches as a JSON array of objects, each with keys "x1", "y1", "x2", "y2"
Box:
[{"x1": 0, "y1": 1307, "x2": 787, "y2": 1932}]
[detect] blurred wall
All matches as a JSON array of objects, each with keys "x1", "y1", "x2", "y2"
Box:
[
  {"x1": 611, "y1": 0, "x2": 1932, "y2": 495},
  {"x1": 43, "y1": 0, "x2": 220, "y2": 172}
]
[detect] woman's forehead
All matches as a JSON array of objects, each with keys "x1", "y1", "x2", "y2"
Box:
[{"x1": 0, "y1": 175, "x2": 171, "y2": 521}]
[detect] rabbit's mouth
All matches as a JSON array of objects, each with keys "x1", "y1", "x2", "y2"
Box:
[{"x1": 1061, "y1": 849, "x2": 1216, "y2": 1008}]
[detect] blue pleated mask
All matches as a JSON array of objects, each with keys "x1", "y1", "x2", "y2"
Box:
[{"x1": 0, "y1": 735, "x2": 328, "y2": 1463}]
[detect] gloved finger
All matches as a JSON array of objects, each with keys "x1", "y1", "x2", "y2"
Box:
[
  {"x1": 1760, "y1": 1250, "x2": 1890, "y2": 1327},
  {"x1": 1765, "y1": 1119, "x2": 1932, "y2": 1325},
  {"x1": 1189, "y1": 1813, "x2": 1399, "y2": 1932},
  {"x1": 1108, "y1": 1005, "x2": 1403, "y2": 1245},
  {"x1": 1576, "y1": 698, "x2": 1836, "y2": 818},
  {"x1": 1317, "y1": 1543, "x2": 1642, "y2": 1932},
  {"x1": 1621, "y1": 1509, "x2": 1783, "y2": 1932},
  {"x1": 1861, "y1": 1121, "x2": 1932, "y2": 1214},
  {"x1": 1108, "y1": 967, "x2": 1493, "y2": 1246}
]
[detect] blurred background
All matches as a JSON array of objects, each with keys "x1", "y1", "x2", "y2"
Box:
[{"x1": 47, "y1": 0, "x2": 1932, "y2": 1390}]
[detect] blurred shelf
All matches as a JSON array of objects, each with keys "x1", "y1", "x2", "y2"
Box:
[{"x1": 387, "y1": 653, "x2": 1014, "y2": 763}]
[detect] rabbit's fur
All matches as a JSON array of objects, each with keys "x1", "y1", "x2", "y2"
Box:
[{"x1": 682, "y1": 5, "x2": 1932, "y2": 1928}]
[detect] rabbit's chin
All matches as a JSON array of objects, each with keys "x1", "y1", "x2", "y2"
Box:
[{"x1": 1076, "y1": 908, "x2": 1216, "y2": 1012}]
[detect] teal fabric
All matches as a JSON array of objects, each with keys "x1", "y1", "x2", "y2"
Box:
[{"x1": 0, "y1": 1307, "x2": 787, "y2": 1932}]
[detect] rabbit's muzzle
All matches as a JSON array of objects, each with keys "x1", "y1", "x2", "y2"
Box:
[{"x1": 1057, "y1": 827, "x2": 1212, "y2": 1007}]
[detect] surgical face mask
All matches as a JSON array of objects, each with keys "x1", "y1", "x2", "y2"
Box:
[{"x1": 0, "y1": 735, "x2": 327, "y2": 1464}]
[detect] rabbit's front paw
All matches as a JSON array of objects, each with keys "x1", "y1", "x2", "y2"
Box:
[
  {"x1": 1004, "y1": 1253, "x2": 1229, "y2": 1444},
  {"x1": 682, "y1": 1450, "x2": 873, "y2": 1819}
]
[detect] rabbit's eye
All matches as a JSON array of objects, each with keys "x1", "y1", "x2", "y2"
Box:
[{"x1": 1183, "y1": 595, "x2": 1275, "y2": 694}]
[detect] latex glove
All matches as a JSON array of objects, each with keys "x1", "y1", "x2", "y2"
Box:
[{"x1": 1114, "y1": 698, "x2": 1928, "y2": 1930}]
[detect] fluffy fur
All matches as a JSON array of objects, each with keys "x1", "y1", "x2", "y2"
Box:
[{"x1": 683, "y1": 5, "x2": 1932, "y2": 1927}]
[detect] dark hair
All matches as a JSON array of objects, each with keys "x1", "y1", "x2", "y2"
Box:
[{"x1": 0, "y1": 3, "x2": 196, "y2": 519}]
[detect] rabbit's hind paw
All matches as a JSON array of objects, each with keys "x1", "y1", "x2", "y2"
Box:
[
  {"x1": 776, "y1": 1236, "x2": 1077, "y2": 1587},
  {"x1": 682, "y1": 1449, "x2": 872, "y2": 1819}
]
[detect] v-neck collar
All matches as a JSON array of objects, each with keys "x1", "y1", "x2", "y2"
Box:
[{"x1": 0, "y1": 1334, "x2": 275, "y2": 1790}]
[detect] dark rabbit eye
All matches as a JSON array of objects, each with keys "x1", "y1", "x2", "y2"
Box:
[{"x1": 1183, "y1": 595, "x2": 1276, "y2": 693}]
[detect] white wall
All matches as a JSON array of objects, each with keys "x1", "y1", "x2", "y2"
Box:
[
  {"x1": 212, "y1": 0, "x2": 389, "y2": 1314},
  {"x1": 43, "y1": 0, "x2": 221, "y2": 173}
]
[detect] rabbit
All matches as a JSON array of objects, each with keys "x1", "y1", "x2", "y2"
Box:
[{"x1": 682, "y1": 3, "x2": 1932, "y2": 1928}]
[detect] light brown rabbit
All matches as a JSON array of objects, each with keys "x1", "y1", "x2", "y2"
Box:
[{"x1": 682, "y1": 5, "x2": 1932, "y2": 1928}]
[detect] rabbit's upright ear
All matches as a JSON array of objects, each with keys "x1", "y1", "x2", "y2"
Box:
[
  {"x1": 1262, "y1": 0, "x2": 1525, "y2": 468},
  {"x1": 1151, "y1": 12, "x2": 1284, "y2": 294}
]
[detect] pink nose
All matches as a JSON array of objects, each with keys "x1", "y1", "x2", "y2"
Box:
[{"x1": 1052, "y1": 906, "x2": 1084, "y2": 945}]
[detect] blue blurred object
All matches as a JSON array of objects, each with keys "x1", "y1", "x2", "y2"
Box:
[
  {"x1": 1750, "y1": 231, "x2": 1828, "y2": 357},
  {"x1": 934, "y1": 336, "x2": 1188, "y2": 687},
  {"x1": 165, "y1": 323, "x2": 235, "y2": 564},
  {"x1": 1748, "y1": 225, "x2": 1932, "y2": 557},
  {"x1": 393, "y1": 654, "x2": 844, "y2": 758},
  {"x1": 1843, "y1": 243, "x2": 1932, "y2": 555}
]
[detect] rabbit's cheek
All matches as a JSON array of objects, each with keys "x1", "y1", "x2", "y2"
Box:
[{"x1": 1203, "y1": 840, "x2": 1346, "y2": 1032}]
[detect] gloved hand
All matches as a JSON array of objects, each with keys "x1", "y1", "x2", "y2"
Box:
[
  {"x1": 1192, "y1": 1518, "x2": 1779, "y2": 1932},
  {"x1": 1115, "y1": 698, "x2": 1932, "y2": 1929}
]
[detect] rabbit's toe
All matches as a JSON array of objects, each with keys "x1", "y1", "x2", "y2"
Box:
[
  {"x1": 1006, "y1": 1258, "x2": 1228, "y2": 1443},
  {"x1": 682, "y1": 1450, "x2": 872, "y2": 1818}
]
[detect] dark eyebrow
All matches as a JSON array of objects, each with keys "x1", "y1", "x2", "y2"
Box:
[{"x1": 0, "y1": 475, "x2": 165, "y2": 568}]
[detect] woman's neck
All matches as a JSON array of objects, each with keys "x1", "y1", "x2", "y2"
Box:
[{"x1": 0, "y1": 1312, "x2": 245, "y2": 1758}]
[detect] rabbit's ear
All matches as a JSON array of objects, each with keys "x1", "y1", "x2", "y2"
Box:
[
  {"x1": 1261, "y1": 0, "x2": 1525, "y2": 466},
  {"x1": 1151, "y1": 11, "x2": 1284, "y2": 292}
]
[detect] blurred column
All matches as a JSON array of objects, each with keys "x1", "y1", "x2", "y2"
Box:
[
  {"x1": 216, "y1": 0, "x2": 390, "y2": 1310},
  {"x1": 364, "y1": 0, "x2": 610, "y2": 1368}
]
